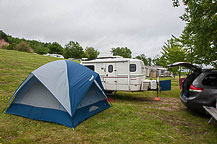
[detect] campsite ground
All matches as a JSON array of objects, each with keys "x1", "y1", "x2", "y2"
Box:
[{"x1": 0, "y1": 49, "x2": 217, "y2": 143}]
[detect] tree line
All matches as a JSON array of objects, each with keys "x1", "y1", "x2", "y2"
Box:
[
  {"x1": 0, "y1": 30, "x2": 155, "y2": 63},
  {"x1": 0, "y1": 30, "x2": 99, "y2": 60}
]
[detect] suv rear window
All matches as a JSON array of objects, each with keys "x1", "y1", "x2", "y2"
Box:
[{"x1": 202, "y1": 74, "x2": 217, "y2": 87}]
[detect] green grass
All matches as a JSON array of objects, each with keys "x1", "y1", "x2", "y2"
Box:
[{"x1": 1, "y1": 49, "x2": 217, "y2": 143}]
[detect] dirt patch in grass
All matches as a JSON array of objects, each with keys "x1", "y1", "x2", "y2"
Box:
[
  {"x1": 109, "y1": 92, "x2": 184, "y2": 112},
  {"x1": 153, "y1": 97, "x2": 185, "y2": 111},
  {"x1": 108, "y1": 92, "x2": 156, "y2": 103}
]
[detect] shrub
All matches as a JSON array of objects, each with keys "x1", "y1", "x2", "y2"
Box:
[
  {"x1": 14, "y1": 41, "x2": 34, "y2": 53},
  {"x1": 34, "y1": 45, "x2": 49, "y2": 54},
  {"x1": 2, "y1": 43, "x2": 15, "y2": 50}
]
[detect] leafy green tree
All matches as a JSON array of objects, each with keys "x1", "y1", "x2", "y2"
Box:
[
  {"x1": 36, "y1": 46, "x2": 49, "y2": 54},
  {"x1": 172, "y1": 0, "x2": 217, "y2": 67},
  {"x1": 7, "y1": 36, "x2": 20, "y2": 45},
  {"x1": 152, "y1": 55, "x2": 167, "y2": 67},
  {"x1": 135, "y1": 54, "x2": 148, "y2": 65},
  {"x1": 32, "y1": 43, "x2": 49, "y2": 54},
  {"x1": 147, "y1": 57, "x2": 152, "y2": 66},
  {"x1": 28, "y1": 40, "x2": 39, "y2": 50},
  {"x1": 111, "y1": 47, "x2": 132, "y2": 58},
  {"x1": 48, "y1": 42, "x2": 64, "y2": 55},
  {"x1": 161, "y1": 37, "x2": 186, "y2": 64},
  {"x1": 135, "y1": 54, "x2": 152, "y2": 66},
  {"x1": 63, "y1": 41, "x2": 84, "y2": 59},
  {"x1": 84, "y1": 47, "x2": 99, "y2": 60},
  {"x1": 159, "y1": 36, "x2": 187, "y2": 76},
  {"x1": 0, "y1": 30, "x2": 8, "y2": 42}
]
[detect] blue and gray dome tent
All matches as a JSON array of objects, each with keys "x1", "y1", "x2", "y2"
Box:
[{"x1": 5, "y1": 60, "x2": 111, "y2": 128}]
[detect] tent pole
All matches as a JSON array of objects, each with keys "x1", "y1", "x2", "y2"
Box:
[{"x1": 94, "y1": 80, "x2": 112, "y2": 106}]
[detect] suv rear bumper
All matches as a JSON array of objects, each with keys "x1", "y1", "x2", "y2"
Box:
[{"x1": 180, "y1": 94, "x2": 211, "y2": 113}]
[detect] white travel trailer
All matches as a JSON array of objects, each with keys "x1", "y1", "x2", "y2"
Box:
[{"x1": 81, "y1": 56, "x2": 157, "y2": 92}]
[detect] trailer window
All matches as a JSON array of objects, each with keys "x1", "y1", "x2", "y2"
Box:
[
  {"x1": 86, "y1": 65, "x2": 95, "y2": 71},
  {"x1": 108, "y1": 65, "x2": 113, "y2": 73},
  {"x1": 130, "y1": 64, "x2": 136, "y2": 72}
]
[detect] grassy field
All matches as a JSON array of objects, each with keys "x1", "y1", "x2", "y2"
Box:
[{"x1": 0, "y1": 49, "x2": 217, "y2": 143}]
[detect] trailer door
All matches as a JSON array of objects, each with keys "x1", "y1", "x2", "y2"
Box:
[
  {"x1": 116, "y1": 61, "x2": 129, "y2": 91},
  {"x1": 105, "y1": 63, "x2": 117, "y2": 91}
]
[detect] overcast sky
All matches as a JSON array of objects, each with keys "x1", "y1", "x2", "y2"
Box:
[{"x1": 0, "y1": 0, "x2": 185, "y2": 57}]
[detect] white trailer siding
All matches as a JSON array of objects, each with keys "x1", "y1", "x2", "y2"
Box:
[{"x1": 81, "y1": 58, "x2": 146, "y2": 91}]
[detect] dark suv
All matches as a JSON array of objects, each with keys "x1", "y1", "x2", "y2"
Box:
[{"x1": 169, "y1": 62, "x2": 217, "y2": 113}]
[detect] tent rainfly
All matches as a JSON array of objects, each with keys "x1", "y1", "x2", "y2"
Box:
[{"x1": 5, "y1": 60, "x2": 111, "y2": 128}]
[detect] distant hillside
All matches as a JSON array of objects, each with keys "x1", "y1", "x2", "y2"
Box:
[
  {"x1": 0, "y1": 30, "x2": 64, "y2": 55},
  {"x1": 0, "y1": 30, "x2": 100, "y2": 60}
]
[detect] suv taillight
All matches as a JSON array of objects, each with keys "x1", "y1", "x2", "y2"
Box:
[{"x1": 189, "y1": 84, "x2": 203, "y2": 92}]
